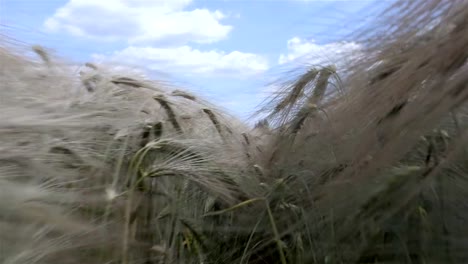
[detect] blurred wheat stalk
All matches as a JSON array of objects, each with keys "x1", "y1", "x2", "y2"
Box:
[{"x1": 1, "y1": 0, "x2": 468, "y2": 263}]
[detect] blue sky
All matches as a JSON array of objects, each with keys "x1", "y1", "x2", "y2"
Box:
[{"x1": 1, "y1": 0, "x2": 390, "y2": 120}]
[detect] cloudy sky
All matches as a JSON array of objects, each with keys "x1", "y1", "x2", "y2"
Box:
[{"x1": 1, "y1": 0, "x2": 390, "y2": 120}]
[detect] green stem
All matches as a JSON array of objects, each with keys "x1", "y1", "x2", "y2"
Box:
[{"x1": 265, "y1": 199, "x2": 288, "y2": 264}]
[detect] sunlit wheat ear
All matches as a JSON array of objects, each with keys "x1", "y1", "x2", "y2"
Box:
[
  {"x1": 202, "y1": 108, "x2": 224, "y2": 139},
  {"x1": 242, "y1": 133, "x2": 250, "y2": 145},
  {"x1": 290, "y1": 66, "x2": 335, "y2": 134},
  {"x1": 84, "y1": 62, "x2": 98, "y2": 70},
  {"x1": 310, "y1": 65, "x2": 336, "y2": 104},
  {"x1": 172, "y1": 90, "x2": 197, "y2": 101},
  {"x1": 32, "y1": 45, "x2": 51, "y2": 65},
  {"x1": 254, "y1": 119, "x2": 270, "y2": 130},
  {"x1": 139, "y1": 122, "x2": 164, "y2": 148},
  {"x1": 272, "y1": 68, "x2": 319, "y2": 117},
  {"x1": 81, "y1": 73, "x2": 102, "y2": 92},
  {"x1": 262, "y1": 65, "x2": 338, "y2": 132},
  {"x1": 131, "y1": 138, "x2": 241, "y2": 201},
  {"x1": 110, "y1": 76, "x2": 146, "y2": 88},
  {"x1": 153, "y1": 95, "x2": 183, "y2": 134},
  {"x1": 290, "y1": 103, "x2": 319, "y2": 134}
]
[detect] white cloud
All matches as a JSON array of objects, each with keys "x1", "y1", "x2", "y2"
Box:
[
  {"x1": 278, "y1": 37, "x2": 362, "y2": 67},
  {"x1": 92, "y1": 46, "x2": 269, "y2": 77},
  {"x1": 44, "y1": 0, "x2": 231, "y2": 44}
]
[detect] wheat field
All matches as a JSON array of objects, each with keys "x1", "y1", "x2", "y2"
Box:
[{"x1": 1, "y1": 0, "x2": 468, "y2": 263}]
